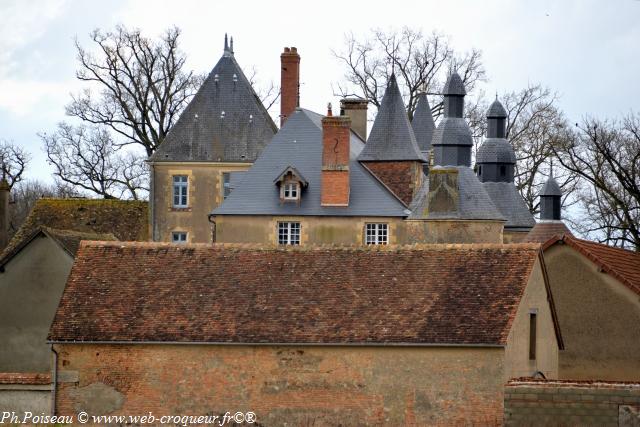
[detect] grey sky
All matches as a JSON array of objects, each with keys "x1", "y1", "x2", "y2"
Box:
[{"x1": 1, "y1": 0, "x2": 639, "y2": 184}]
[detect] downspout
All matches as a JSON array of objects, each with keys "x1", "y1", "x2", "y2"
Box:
[{"x1": 51, "y1": 345, "x2": 58, "y2": 416}]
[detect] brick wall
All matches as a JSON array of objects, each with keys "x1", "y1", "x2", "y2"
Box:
[
  {"x1": 55, "y1": 344, "x2": 506, "y2": 426},
  {"x1": 505, "y1": 379, "x2": 640, "y2": 426},
  {"x1": 361, "y1": 161, "x2": 422, "y2": 205}
]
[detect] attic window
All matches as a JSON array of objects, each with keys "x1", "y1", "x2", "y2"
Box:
[{"x1": 283, "y1": 182, "x2": 299, "y2": 200}]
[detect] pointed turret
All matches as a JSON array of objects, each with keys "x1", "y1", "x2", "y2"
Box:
[
  {"x1": 540, "y1": 176, "x2": 562, "y2": 220},
  {"x1": 358, "y1": 74, "x2": 425, "y2": 205},
  {"x1": 411, "y1": 90, "x2": 435, "y2": 155},
  {"x1": 431, "y1": 72, "x2": 473, "y2": 167},
  {"x1": 476, "y1": 99, "x2": 515, "y2": 183},
  {"x1": 524, "y1": 174, "x2": 572, "y2": 243},
  {"x1": 358, "y1": 74, "x2": 424, "y2": 162},
  {"x1": 477, "y1": 97, "x2": 535, "y2": 239}
]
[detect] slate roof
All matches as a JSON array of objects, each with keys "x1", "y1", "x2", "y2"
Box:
[
  {"x1": 487, "y1": 99, "x2": 507, "y2": 118},
  {"x1": 524, "y1": 221, "x2": 573, "y2": 243},
  {"x1": 443, "y1": 72, "x2": 466, "y2": 96},
  {"x1": 50, "y1": 241, "x2": 546, "y2": 345},
  {"x1": 541, "y1": 177, "x2": 562, "y2": 196},
  {"x1": 149, "y1": 42, "x2": 277, "y2": 163},
  {"x1": 408, "y1": 167, "x2": 505, "y2": 221},
  {"x1": 476, "y1": 138, "x2": 517, "y2": 164},
  {"x1": 411, "y1": 92, "x2": 435, "y2": 153},
  {"x1": 542, "y1": 235, "x2": 640, "y2": 296},
  {"x1": 0, "y1": 199, "x2": 148, "y2": 264},
  {"x1": 482, "y1": 182, "x2": 535, "y2": 230},
  {"x1": 212, "y1": 109, "x2": 407, "y2": 217},
  {"x1": 431, "y1": 118, "x2": 473, "y2": 147},
  {"x1": 358, "y1": 75, "x2": 425, "y2": 162}
]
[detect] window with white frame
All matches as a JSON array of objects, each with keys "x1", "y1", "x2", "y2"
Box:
[
  {"x1": 222, "y1": 172, "x2": 232, "y2": 200},
  {"x1": 278, "y1": 221, "x2": 301, "y2": 245},
  {"x1": 172, "y1": 231, "x2": 188, "y2": 244},
  {"x1": 282, "y1": 182, "x2": 300, "y2": 201},
  {"x1": 173, "y1": 175, "x2": 188, "y2": 207},
  {"x1": 365, "y1": 223, "x2": 388, "y2": 245}
]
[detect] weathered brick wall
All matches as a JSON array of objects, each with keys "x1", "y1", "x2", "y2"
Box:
[
  {"x1": 362, "y1": 161, "x2": 422, "y2": 205},
  {"x1": 55, "y1": 344, "x2": 506, "y2": 426},
  {"x1": 505, "y1": 379, "x2": 640, "y2": 426}
]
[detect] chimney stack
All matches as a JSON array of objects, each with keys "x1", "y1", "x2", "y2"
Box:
[
  {"x1": 321, "y1": 104, "x2": 351, "y2": 206},
  {"x1": 0, "y1": 178, "x2": 10, "y2": 250},
  {"x1": 280, "y1": 47, "x2": 300, "y2": 127},
  {"x1": 340, "y1": 98, "x2": 368, "y2": 141}
]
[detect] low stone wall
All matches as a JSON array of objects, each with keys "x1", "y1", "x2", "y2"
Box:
[
  {"x1": 0, "y1": 373, "x2": 51, "y2": 415},
  {"x1": 505, "y1": 378, "x2": 640, "y2": 426}
]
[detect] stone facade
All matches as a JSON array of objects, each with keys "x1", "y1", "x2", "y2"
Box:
[
  {"x1": 504, "y1": 379, "x2": 640, "y2": 426},
  {"x1": 150, "y1": 162, "x2": 251, "y2": 243}
]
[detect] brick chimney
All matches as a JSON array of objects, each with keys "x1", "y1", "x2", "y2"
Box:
[
  {"x1": 321, "y1": 104, "x2": 351, "y2": 207},
  {"x1": 0, "y1": 178, "x2": 10, "y2": 250},
  {"x1": 280, "y1": 47, "x2": 300, "y2": 127},
  {"x1": 340, "y1": 98, "x2": 368, "y2": 141}
]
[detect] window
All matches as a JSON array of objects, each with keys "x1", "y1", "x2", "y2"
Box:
[
  {"x1": 365, "y1": 223, "x2": 388, "y2": 245},
  {"x1": 173, "y1": 175, "x2": 188, "y2": 207},
  {"x1": 500, "y1": 165, "x2": 506, "y2": 177},
  {"x1": 529, "y1": 310, "x2": 537, "y2": 360},
  {"x1": 222, "y1": 172, "x2": 232, "y2": 200},
  {"x1": 283, "y1": 182, "x2": 299, "y2": 200},
  {"x1": 278, "y1": 222, "x2": 300, "y2": 245},
  {"x1": 172, "y1": 232, "x2": 187, "y2": 244}
]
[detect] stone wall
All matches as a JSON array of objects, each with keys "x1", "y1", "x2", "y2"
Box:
[
  {"x1": 544, "y1": 244, "x2": 640, "y2": 381},
  {"x1": 151, "y1": 162, "x2": 252, "y2": 243},
  {"x1": 55, "y1": 344, "x2": 506, "y2": 426},
  {"x1": 504, "y1": 379, "x2": 640, "y2": 426}
]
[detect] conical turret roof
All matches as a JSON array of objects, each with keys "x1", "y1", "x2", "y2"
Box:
[
  {"x1": 358, "y1": 75, "x2": 425, "y2": 162},
  {"x1": 411, "y1": 92, "x2": 435, "y2": 153}
]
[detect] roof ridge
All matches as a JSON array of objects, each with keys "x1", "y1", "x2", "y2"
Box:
[{"x1": 80, "y1": 240, "x2": 542, "y2": 251}]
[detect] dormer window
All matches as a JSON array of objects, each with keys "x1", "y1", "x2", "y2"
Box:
[
  {"x1": 274, "y1": 166, "x2": 308, "y2": 204},
  {"x1": 283, "y1": 182, "x2": 299, "y2": 200}
]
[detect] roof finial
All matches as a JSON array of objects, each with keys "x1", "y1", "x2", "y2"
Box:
[
  {"x1": 224, "y1": 33, "x2": 229, "y2": 52},
  {"x1": 495, "y1": 91, "x2": 498, "y2": 101},
  {"x1": 550, "y1": 157, "x2": 554, "y2": 178},
  {"x1": 230, "y1": 36, "x2": 234, "y2": 54}
]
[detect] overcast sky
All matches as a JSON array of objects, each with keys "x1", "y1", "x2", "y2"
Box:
[{"x1": 1, "y1": 0, "x2": 639, "y2": 184}]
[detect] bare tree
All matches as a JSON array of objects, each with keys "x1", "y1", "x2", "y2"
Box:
[
  {"x1": 247, "y1": 66, "x2": 280, "y2": 112},
  {"x1": 41, "y1": 124, "x2": 148, "y2": 200},
  {"x1": 0, "y1": 141, "x2": 30, "y2": 189},
  {"x1": 333, "y1": 27, "x2": 486, "y2": 120},
  {"x1": 66, "y1": 25, "x2": 201, "y2": 156},
  {"x1": 553, "y1": 115, "x2": 640, "y2": 251}
]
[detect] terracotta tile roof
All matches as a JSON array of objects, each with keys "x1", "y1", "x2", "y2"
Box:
[
  {"x1": 0, "y1": 198, "x2": 148, "y2": 263},
  {"x1": 0, "y1": 372, "x2": 51, "y2": 385},
  {"x1": 523, "y1": 221, "x2": 573, "y2": 243},
  {"x1": 50, "y1": 242, "x2": 543, "y2": 346},
  {"x1": 543, "y1": 234, "x2": 640, "y2": 296}
]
